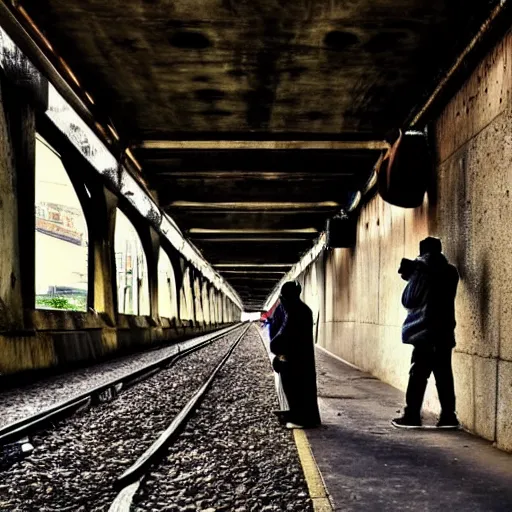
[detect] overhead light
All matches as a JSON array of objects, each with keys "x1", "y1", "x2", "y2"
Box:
[
  {"x1": 17, "y1": 6, "x2": 54, "y2": 53},
  {"x1": 125, "y1": 148, "x2": 142, "y2": 171},
  {"x1": 107, "y1": 124, "x2": 120, "y2": 141}
]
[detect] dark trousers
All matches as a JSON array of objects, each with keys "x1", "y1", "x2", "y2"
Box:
[{"x1": 404, "y1": 345, "x2": 456, "y2": 418}]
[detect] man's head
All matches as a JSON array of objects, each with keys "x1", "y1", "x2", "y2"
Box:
[
  {"x1": 419, "y1": 237, "x2": 442, "y2": 256},
  {"x1": 280, "y1": 281, "x2": 302, "y2": 304}
]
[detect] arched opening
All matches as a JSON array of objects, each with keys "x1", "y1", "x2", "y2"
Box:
[
  {"x1": 35, "y1": 135, "x2": 88, "y2": 311},
  {"x1": 114, "y1": 209, "x2": 150, "y2": 316},
  {"x1": 158, "y1": 248, "x2": 178, "y2": 320}
]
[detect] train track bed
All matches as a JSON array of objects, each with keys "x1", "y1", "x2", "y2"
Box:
[
  {"x1": 0, "y1": 325, "x2": 238, "y2": 429},
  {"x1": 0, "y1": 327, "x2": 244, "y2": 511},
  {"x1": 132, "y1": 326, "x2": 313, "y2": 512}
]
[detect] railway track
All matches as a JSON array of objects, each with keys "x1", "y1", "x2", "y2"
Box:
[
  {"x1": 0, "y1": 323, "x2": 252, "y2": 511},
  {"x1": 0, "y1": 323, "x2": 314, "y2": 512},
  {"x1": 109, "y1": 323, "x2": 251, "y2": 511},
  {"x1": 0, "y1": 323, "x2": 245, "y2": 448}
]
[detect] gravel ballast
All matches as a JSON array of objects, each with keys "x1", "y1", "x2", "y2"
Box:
[
  {"x1": 133, "y1": 325, "x2": 313, "y2": 512},
  {"x1": 0, "y1": 325, "x2": 238, "y2": 429},
  {"x1": 0, "y1": 327, "x2": 244, "y2": 511}
]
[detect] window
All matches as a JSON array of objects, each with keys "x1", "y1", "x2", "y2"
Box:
[
  {"x1": 35, "y1": 135, "x2": 88, "y2": 311},
  {"x1": 114, "y1": 209, "x2": 150, "y2": 315},
  {"x1": 158, "y1": 248, "x2": 177, "y2": 320}
]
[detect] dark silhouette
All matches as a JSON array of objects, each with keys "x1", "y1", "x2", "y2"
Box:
[
  {"x1": 270, "y1": 281, "x2": 321, "y2": 429},
  {"x1": 393, "y1": 237, "x2": 460, "y2": 429}
]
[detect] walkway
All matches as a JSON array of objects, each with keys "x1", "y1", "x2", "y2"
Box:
[{"x1": 309, "y1": 348, "x2": 512, "y2": 511}]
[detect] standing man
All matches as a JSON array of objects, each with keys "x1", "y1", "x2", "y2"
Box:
[
  {"x1": 392, "y1": 237, "x2": 460, "y2": 429},
  {"x1": 270, "y1": 281, "x2": 321, "y2": 429}
]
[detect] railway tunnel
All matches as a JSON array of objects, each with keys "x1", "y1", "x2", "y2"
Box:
[{"x1": 1, "y1": 1, "x2": 512, "y2": 510}]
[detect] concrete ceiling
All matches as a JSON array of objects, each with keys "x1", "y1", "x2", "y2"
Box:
[{"x1": 20, "y1": 0, "x2": 498, "y2": 310}]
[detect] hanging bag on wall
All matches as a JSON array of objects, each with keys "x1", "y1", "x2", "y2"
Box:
[
  {"x1": 377, "y1": 130, "x2": 431, "y2": 208},
  {"x1": 325, "y1": 214, "x2": 357, "y2": 249}
]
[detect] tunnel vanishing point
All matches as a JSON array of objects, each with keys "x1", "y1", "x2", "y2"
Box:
[{"x1": 0, "y1": 1, "x2": 511, "y2": 452}]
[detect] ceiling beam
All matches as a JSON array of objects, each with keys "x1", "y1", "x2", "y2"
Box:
[
  {"x1": 151, "y1": 171, "x2": 355, "y2": 180},
  {"x1": 169, "y1": 201, "x2": 339, "y2": 210},
  {"x1": 189, "y1": 228, "x2": 318, "y2": 234},
  {"x1": 219, "y1": 270, "x2": 286, "y2": 275},
  {"x1": 190, "y1": 237, "x2": 313, "y2": 242},
  {"x1": 214, "y1": 264, "x2": 293, "y2": 268},
  {"x1": 135, "y1": 140, "x2": 390, "y2": 151}
]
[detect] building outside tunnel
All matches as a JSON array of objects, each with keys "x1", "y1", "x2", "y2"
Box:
[{"x1": 0, "y1": 0, "x2": 511, "y2": 462}]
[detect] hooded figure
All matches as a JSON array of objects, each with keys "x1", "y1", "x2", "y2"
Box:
[
  {"x1": 270, "y1": 281, "x2": 321, "y2": 429},
  {"x1": 393, "y1": 237, "x2": 460, "y2": 429}
]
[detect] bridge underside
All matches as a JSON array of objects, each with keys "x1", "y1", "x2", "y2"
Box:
[{"x1": 15, "y1": 0, "x2": 499, "y2": 309}]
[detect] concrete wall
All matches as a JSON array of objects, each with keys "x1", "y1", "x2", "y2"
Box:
[
  {"x1": 300, "y1": 30, "x2": 512, "y2": 451},
  {"x1": 0, "y1": 74, "x2": 241, "y2": 378}
]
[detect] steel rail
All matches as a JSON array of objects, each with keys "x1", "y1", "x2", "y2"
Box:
[
  {"x1": 108, "y1": 323, "x2": 252, "y2": 511},
  {"x1": 0, "y1": 323, "x2": 244, "y2": 446}
]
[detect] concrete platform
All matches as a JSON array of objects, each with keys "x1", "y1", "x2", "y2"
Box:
[{"x1": 309, "y1": 347, "x2": 512, "y2": 512}]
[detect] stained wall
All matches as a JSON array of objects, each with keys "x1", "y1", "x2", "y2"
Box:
[{"x1": 300, "y1": 30, "x2": 512, "y2": 451}]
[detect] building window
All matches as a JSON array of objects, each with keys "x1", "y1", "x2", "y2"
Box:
[
  {"x1": 158, "y1": 248, "x2": 177, "y2": 320},
  {"x1": 114, "y1": 209, "x2": 150, "y2": 316},
  {"x1": 35, "y1": 135, "x2": 88, "y2": 311}
]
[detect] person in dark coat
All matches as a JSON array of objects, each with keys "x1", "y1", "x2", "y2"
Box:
[
  {"x1": 392, "y1": 237, "x2": 460, "y2": 428},
  {"x1": 270, "y1": 281, "x2": 321, "y2": 429}
]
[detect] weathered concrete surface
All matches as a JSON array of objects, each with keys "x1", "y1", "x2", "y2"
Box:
[
  {"x1": 300, "y1": 30, "x2": 512, "y2": 451},
  {"x1": 0, "y1": 83, "x2": 24, "y2": 331},
  {"x1": 22, "y1": 1, "x2": 496, "y2": 136},
  {"x1": 309, "y1": 349, "x2": 512, "y2": 511},
  {"x1": 0, "y1": 320, "x2": 234, "y2": 375}
]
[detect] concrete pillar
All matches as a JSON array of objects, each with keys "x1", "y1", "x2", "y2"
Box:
[
  {"x1": 209, "y1": 286, "x2": 216, "y2": 325},
  {"x1": 193, "y1": 274, "x2": 202, "y2": 324},
  {"x1": 201, "y1": 280, "x2": 210, "y2": 325},
  {"x1": 89, "y1": 185, "x2": 118, "y2": 324},
  {"x1": 0, "y1": 81, "x2": 28, "y2": 330},
  {"x1": 146, "y1": 227, "x2": 161, "y2": 320},
  {"x1": 179, "y1": 266, "x2": 193, "y2": 322},
  {"x1": 10, "y1": 94, "x2": 36, "y2": 315},
  {"x1": 215, "y1": 290, "x2": 222, "y2": 325}
]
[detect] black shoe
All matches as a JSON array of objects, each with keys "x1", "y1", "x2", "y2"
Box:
[
  {"x1": 436, "y1": 415, "x2": 460, "y2": 429},
  {"x1": 391, "y1": 416, "x2": 422, "y2": 428},
  {"x1": 273, "y1": 410, "x2": 289, "y2": 425}
]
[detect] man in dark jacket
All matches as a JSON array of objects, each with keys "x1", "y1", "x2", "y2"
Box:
[
  {"x1": 270, "y1": 281, "x2": 321, "y2": 429},
  {"x1": 392, "y1": 237, "x2": 460, "y2": 429}
]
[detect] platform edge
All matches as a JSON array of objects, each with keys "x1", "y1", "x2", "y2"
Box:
[{"x1": 293, "y1": 429, "x2": 334, "y2": 512}]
